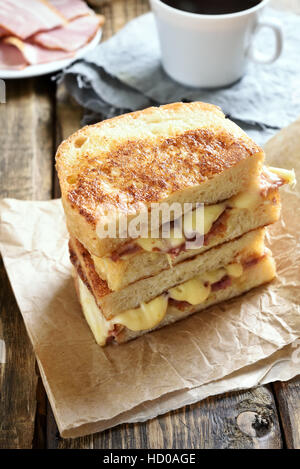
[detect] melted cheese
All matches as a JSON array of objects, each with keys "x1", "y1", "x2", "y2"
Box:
[
  {"x1": 184, "y1": 203, "x2": 226, "y2": 236},
  {"x1": 78, "y1": 258, "x2": 245, "y2": 343},
  {"x1": 78, "y1": 278, "x2": 111, "y2": 346},
  {"x1": 136, "y1": 203, "x2": 225, "y2": 252},
  {"x1": 203, "y1": 203, "x2": 226, "y2": 234},
  {"x1": 113, "y1": 295, "x2": 168, "y2": 331},
  {"x1": 169, "y1": 278, "x2": 211, "y2": 305},
  {"x1": 229, "y1": 166, "x2": 296, "y2": 210},
  {"x1": 167, "y1": 226, "x2": 186, "y2": 248},
  {"x1": 127, "y1": 166, "x2": 294, "y2": 255},
  {"x1": 136, "y1": 237, "x2": 167, "y2": 252},
  {"x1": 228, "y1": 187, "x2": 261, "y2": 209},
  {"x1": 136, "y1": 226, "x2": 185, "y2": 252},
  {"x1": 225, "y1": 262, "x2": 243, "y2": 278},
  {"x1": 267, "y1": 166, "x2": 296, "y2": 186},
  {"x1": 201, "y1": 267, "x2": 227, "y2": 284}
]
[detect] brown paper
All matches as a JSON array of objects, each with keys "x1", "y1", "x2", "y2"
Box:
[{"x1": 0, "y1": 119, "x2": 300, "y2": 438}]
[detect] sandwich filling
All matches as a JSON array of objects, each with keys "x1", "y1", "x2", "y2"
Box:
[
  {"x1": 74, "y1": 251, "x2": 273, "y2": 346},
  {"x1": 102, "y1": 166, "x2": 295, "y2": 261}
]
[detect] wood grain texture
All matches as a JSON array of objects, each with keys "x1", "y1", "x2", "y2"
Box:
[
  {"x1": 32, "y1": 376, "x2": 47, "y2": 449},
  {"x1": 0, "y1": 79, "x2": 54, "y2": 200},
  {"x1": 99, "y1": 0, "x2": 149, "y2": 41},
  {"x1": 46, "y1": 386, "x2": 282, "y2": 449},
  {"x1": 0, "y1": 78, "x2": 54, "y2": 448},
  {"x1": 53, "y1": 84, "x2": 83, "y2": 198},
  {"x1": 0, "y1": 258, "x2": 37, "y2": 449},
  {"x1": 273, "y1": 377, "x2": 300, "y2": 449}
]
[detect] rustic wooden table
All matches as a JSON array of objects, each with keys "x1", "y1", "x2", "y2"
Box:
[{"x1": 0, "y1": 0, "x2": 299, "y2": 450}]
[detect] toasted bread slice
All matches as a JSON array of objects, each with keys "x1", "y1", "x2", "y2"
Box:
[
  {"x1": 74, "y1": 251, "x2": 276, "y2": 346},
  {"x1": 56, "y1": 102, "x2": 264, "y2": 257},
  {"x1": 91, "y1": 185, "x2": 280, "y2": 291},
  {"x1": 70, "y1": 228, "x2": 266, "y2": 319}
]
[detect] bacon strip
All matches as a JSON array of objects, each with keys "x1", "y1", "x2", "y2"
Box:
[
  {"x1": 49, "y1": 0, "x2": 93, "y2": 20},
  {"x1": 0, "y1": 27, "x2": 8, "y2": 38},
  {"x1": 0, "y1": 0, "x2": 65, "y2": 40},
  {"x1": 0, "y1": 42, "x2": 26, "y2": 69},
  {"x1": 203, "y1": 210, "x2": 229, "y2": 246},
  {"x1": 211, "y1": 275, "x2": 232, "y2": 292},
  {"x1": 110, "y1": 243, "x2": 141, "y2": 262},
  {"x1": 260, "y1": 168, "x2": 286, "y2": 197},
  {"x1": 242, "y1": 254, "x2": 265, "y2": 269},
  {"x1": 33, "y1": 15, "x2": 103, "y2": 52},
  {"x1": 4, "y1": 37, "x2": 73, "y2": 65}
]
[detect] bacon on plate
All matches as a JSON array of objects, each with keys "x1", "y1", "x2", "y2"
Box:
[
  {"x1": 0, "y1": 0, "x2": 65, "y2": 40},
  {"x1": 4, "y1": 37, "x2": 73, "y2": 66},
  {"x1": 33, "y1": 15, "x2": 104, "y2": 52},
  {"x1": 49, "y1": 0, "x2": 94, "y2": 20},
  {"x1": 0, "y1": 0, "x2": 103, "y2": 70},
  {"x1": 0, "y1": 42, "x2": 27, "y2": 69}
]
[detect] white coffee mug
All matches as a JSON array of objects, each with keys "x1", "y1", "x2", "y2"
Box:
[{"x1": 150, "y1": 0, "x2": 283, "y2": 88}]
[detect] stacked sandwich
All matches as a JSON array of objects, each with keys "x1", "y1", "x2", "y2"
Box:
[{"x1": 56, "y1": 102, "x2": 295, "y2": 346}]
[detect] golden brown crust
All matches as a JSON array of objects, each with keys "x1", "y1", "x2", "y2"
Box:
[
  {"x1": 56, "y1": 102, "x2": 262, "y2": 229},
  {"x1": 69, "y1": 238, "x2": 111, "y2": 298},
  {"x1": 66, "y1": 128, "x2": 260, "y2": 222}
]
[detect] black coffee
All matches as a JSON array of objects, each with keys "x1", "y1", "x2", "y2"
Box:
[{"x1": 161, "y1": 0, "x2": 262, "y2": 15}]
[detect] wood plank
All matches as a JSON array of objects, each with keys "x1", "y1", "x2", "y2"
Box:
[
  {"x1": 32, "y1": 376, "x2": 47, "y2": 449},
  {"x1": 53, "y1": 84, "x2": 83, "y2": 198},
  {"x1": 273, "y1": 377, "x2": 300, "y2": 449},
  {"x1": 47, "y1": 385, "x2": 282, "y2": 449},
  {"x1": 0, "y1": 258, "x2": 37, "y2": 449},
  {"x1": 99, "y1": 0, "x2": 147, "y2": 41},
  {"x1": 0, "y1": 78, "x2": 54, "y2": 200},
  {"x1": 0, "y1": 77, "x2": 54, "y2": 449}
]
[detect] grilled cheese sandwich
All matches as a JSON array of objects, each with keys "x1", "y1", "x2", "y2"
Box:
[{"x1": 55, "y1": 102, "x2": 295, "y2": 346}]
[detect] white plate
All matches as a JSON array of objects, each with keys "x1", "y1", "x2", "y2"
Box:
[{"x1": 0, "y1": 28, "x2": 102, "y2": 79}]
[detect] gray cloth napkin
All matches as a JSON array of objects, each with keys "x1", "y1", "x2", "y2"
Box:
[{"x1": 61, "y1": 8, "x2": 300, "y2": 145}]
